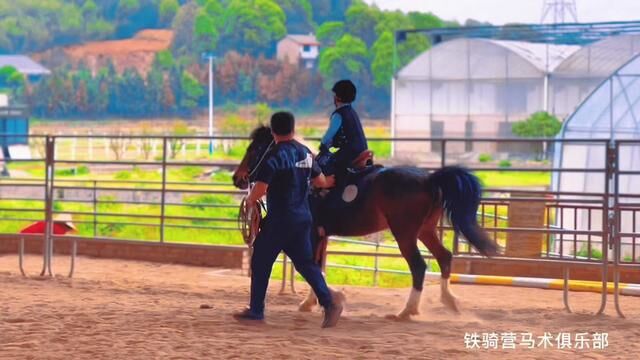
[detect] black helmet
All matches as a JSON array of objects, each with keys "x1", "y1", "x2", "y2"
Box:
[{"x1": 332, "y1": 79, "x2": 356, "y2": 103}]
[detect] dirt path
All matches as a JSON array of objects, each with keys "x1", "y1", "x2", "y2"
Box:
[{"x1": 1, "y1": 255, "x2": 638, "y2": 359}]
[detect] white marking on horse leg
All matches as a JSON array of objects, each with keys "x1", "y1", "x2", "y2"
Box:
[
  {"x1": 406, "y1": 287, "x2": 422, "y2": 313},
  {"x1": 395, "y1": 288, "x2": 421, "y2": 320},
  {"x1": 440, "y1": 278, "x2": 460, "y2": 312}
]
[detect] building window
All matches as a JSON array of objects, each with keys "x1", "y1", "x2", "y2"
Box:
[{"x1": 303, "y1": 45, "x2": 311, "y2": 52}]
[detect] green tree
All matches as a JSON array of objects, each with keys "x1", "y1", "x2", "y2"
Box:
[
  {"x1": 171, "y1": 2, "x2": 198, "y2": 56},
  {"x1": 60, "y1": 4, "x2": 83, "y2": 33},
  {"x1": 344, "y1": 0, "x2": 380, "y2": 46},
  {"x1": 374, "y1": 10, "x2": 411, "y2": 36},
  {"x1": 279, "y1": 0, "x2": 315, "y2": 33},
  {"x1": 397, "y1": 33, "x2": 430, "y2": 67},
  {"x1": 117, "y1": 0, "x2": 140, "y2": 16},
  {"x1": 254, "y1": 103, "x2": 272, "y2": 124},
  {"x1": 116, "y1": 68, "x2": 147, "y2": 116},
  {"x1": 0, "y1": 66, "x2": 22, "y2": 87},
  {"x1": 194, "y1": 2, "x2": 222, "y2": 52},
  {"x1": 512, "y1": 111, "x2": 562, "y2": 138},
  {"x1": 221, "y1": 0, "x2": 287, "y2": 55},
  {"x1": 82, "y1": 0, "x2": 99, "y2": 18},
  {"x1": 512, "y1": 111, "x2": 562, "y2": 160},
  {"x1": 309, "y1": 0, "x2": 351, "y2": 24},
  {"x1": 168, "y1": 121, "x2": 195, "y2": 159},
  {"x1": 318, "y1": 34, "x2": 368, "y2": 88},
  {"x1": 156, "y1": 50, "x2": 174, "y2": 70},
  {"x1": 408, "y1": 12, "x2": 445, "y2": 29},
  {"x1": 146, "y1": 62, "x2": 165, "y2": 116},
  {"x1": 370, "y1": 31, "x2": 394, "y2": 88},
  {"x1": 180, "y1": 71, "x2": 204, "y2": 111},
  {"x1": 316, "y1": 21, "x2": 345, "y2": 45},
  {"x1": 159, "y1": 0, "x2": 180, "y2": 26}
]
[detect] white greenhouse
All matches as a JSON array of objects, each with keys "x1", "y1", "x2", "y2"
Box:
[
  {"x1": 552, "y1": 52, "x2": 640, "y2": 258},
  {"x1": 391, "y1": 35, "x2": 640, "y2": 159}
]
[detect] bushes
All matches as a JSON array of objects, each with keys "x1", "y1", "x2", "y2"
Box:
[
  {"x1": 478, "y1": 153, "x2": 492, "y2": 163},
  {"x1": 498, "y1": 160, "x2": 512, "y2": 169},
  {"x1": 576, "y1": 247, "x2": 603, "y2": 260},
  {"x1": 55, "y1": 166, "x2": 90, "y2": 176}
]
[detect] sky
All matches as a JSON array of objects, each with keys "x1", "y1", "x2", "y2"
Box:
[{"x1": 363, "y1": 0, "x2": 640, "y2": 25}]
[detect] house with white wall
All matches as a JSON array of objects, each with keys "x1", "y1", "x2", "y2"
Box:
[{"x1": 276, "y1": 34, "x2": 320, "y2": 69}]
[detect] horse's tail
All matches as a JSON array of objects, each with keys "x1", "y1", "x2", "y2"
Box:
[{"x1": 426, "y1": 166, "x2": 498, "y2": 257}]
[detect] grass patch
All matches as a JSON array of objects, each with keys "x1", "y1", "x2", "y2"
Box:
[{"x1": 475, "y1": 171, "x2": 551, "y2": 188}]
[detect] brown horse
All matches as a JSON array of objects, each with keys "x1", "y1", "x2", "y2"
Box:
[{"x1": 232, "y1": 126, "x2": 497, "y2": 319}]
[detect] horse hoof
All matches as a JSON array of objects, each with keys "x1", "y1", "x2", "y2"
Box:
[
  {"x1": 441, "y1": 294, "x2": 460, "y2": 313},
  {"x1": 298, "y1": 301, "x2": 316, "y2": 312},
  {"x1": 385, "y1": 310, "x2": 416, "y2": 321}
]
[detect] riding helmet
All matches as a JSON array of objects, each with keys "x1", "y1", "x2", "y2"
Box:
[{"x1": 332, "y1": 79, "x2": 357, "y2": 103}]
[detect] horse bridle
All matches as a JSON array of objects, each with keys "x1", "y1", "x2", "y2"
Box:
[
  {"x1": 247, "y1": 140, "x2": 275, "y2": 180},
  {"x1": 238, "y1": 139, "x2": 274, "y2": 247}
]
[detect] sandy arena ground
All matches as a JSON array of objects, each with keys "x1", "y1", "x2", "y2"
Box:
[{"x1": 1, "y1": 255, "x2": 639, "y2": 359}]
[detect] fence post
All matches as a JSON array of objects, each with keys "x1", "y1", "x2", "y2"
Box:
[
  {"x1": 71, "y1": 132, "x2": 77, "y2": 161},
  {"x1": 152, "y1": 140, "x2": 157, "y2": 158},
  {"x1": 40, "y1": 136, "x2": 55, "y2": 277},
  {"x1": 88, "y1": 132, "x2": 93, "y2": 161},
  {"x1": 441, "y1": 139, "x2": 447, "y2": 168},
  {"x1": 373, "y1": 233, "x2": 380, "y2": 287},
  {"x1": 93, "y1": 180, "x2": 97, "y2": 237},
  {"x1": 438, "y1": 139, "x2": 447, "y2": 247},
  {"x1": 159, "y1": 137, "x2": 168, "y2": 243},
  {"x1": 609, "y1": 140, "x2": 626, "y2": 317}
]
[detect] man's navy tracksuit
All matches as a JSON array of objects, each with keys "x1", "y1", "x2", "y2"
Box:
[{"x1": 248, "y1": 140, "x2": 333, "y2": 317}]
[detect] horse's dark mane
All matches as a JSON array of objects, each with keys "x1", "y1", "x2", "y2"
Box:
[{"x1": 250, "y1": 126, "x2": 273, "y2": 144}]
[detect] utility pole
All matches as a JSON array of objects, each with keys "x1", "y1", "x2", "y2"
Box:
[
  {"x1": 202, "y1": 52, "x2": 216, "y2": 155},
  {"x1": 541, "y1": 0, "x2": 578, "y2": 24}
]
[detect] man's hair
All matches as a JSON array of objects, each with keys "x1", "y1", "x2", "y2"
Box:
[{"x1": 270, "y1": 111, "x2": 295, "y2": 136}]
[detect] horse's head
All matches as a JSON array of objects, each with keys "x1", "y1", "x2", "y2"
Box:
[{"x1": 232, "y1": 125, "x2": 274, "y2": 190}]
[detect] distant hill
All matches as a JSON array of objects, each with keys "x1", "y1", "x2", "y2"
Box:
[{"x1": 34, "y1": 30, "x2": 173, "y2": 76}]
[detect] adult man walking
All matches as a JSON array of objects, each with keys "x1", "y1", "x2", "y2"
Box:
[{"x1": 233, "y1": 111, "x2": 343, "y2": 328}]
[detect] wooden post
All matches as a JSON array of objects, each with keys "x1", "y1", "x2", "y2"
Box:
[{"x1": 506, "y1": 191, "x2": 547, "y2": 257}]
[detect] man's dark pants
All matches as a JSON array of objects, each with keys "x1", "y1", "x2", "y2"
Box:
[{"x1": 249, "y1": 217, "x2": 333, "y2": 315}]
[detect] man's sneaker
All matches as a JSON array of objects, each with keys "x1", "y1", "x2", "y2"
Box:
[
  {"x1": 321, "y1": 302, "x2": 343, "y2": 328},
  {"x1": 232, "y1": 308, "x2": 265, "y2": 322}
]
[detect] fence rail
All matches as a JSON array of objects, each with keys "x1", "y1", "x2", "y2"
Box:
[{"x1": 1, "y1": 134, "x2": 639, "y2": 317}]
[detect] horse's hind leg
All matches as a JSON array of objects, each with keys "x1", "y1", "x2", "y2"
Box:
[{"x1": 418, "y1": 227, "x2": 460, "y2": 313}]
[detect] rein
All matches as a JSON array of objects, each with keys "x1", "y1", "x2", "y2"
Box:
[
  {"x1": 238, "y1": 139, "x2": 273, "y2": 247},
  {"x1": 238, "y1": 189, "x2": 265, "y2": 247},
  {"x1": 247, "y1": 140, "x2": 274, "y2": 179}
]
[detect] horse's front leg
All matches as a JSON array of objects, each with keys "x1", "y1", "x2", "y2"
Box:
[{"x1": 299, "y1": 288, "x2": 319, "y2": 312}]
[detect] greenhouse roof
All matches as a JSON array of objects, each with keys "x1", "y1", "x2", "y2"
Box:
[
  {"x1": 397, "y1": 34, "x2": 640, "y2": 82},
  {"x1": 397, "y1": 38, "x2": 580, "y2": 80},
  {"x1": 553, "y1": 34, "x2": 640, "y2": 78},
  {"x1": 397, "y1": 21, "x2": 640, "y2": 46},
  {"x1": 561, "y1": 52, "x2": 640, "y2": 138},
  {"x1": 487, "y1": 39, "x2": 580, "y2": 72}
]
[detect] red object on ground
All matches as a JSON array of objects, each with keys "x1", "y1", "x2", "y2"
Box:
[{"x1": 19, "y1": 221, "x2": 76, "y2": 235}]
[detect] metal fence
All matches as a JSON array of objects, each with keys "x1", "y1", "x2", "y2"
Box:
[{"x1": 0, "y1": 134, "x2": 638, "y2": 317}]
